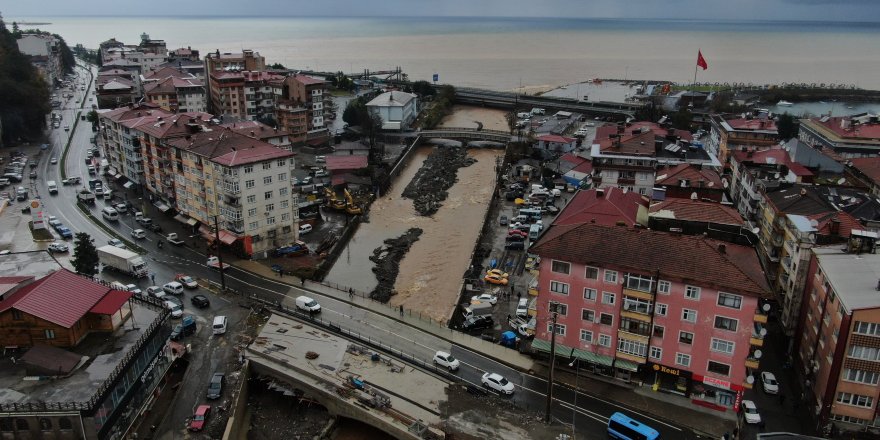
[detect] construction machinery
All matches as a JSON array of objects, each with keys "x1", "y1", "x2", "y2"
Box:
[
  {"x1": 344, "y1": 189, "x2": 363, "y2": 215},
  {"x1": 323, "y1": 187, "x2": 346, "y2": 211}
]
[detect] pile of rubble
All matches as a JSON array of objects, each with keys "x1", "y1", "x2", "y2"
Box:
[
  {"x1": 402, "y1": 147, "x2": 476, "y2": 216},
  {"x1": 369, "y1": 228, "x2": 423, "y2": 302}
]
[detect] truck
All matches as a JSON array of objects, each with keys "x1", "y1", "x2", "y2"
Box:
[
  {"x1": 530, "y1": 108, "x2": 546, "y2": 116},
  {"x1": 508, "y1": 315, "x2": 536, "y2": 338},
  {"x1": 98, "y1": 245, "x2": 148, "y2": 278},
  {"x1": 206, "y1": 256, "x2": 231, "y2": 271},
  {"x1": 165, "y1": 233, "x2": 185, "y2": 246},
  {"x1": 461, "y1": 301, "x2": 493, "y2": 321},
  {"x1": 77, "y1": 190, "x2": 96, "y2": 205}
]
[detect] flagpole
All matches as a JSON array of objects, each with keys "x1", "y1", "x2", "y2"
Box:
[{"x1": 693, "y1": 50, "x2": 699, "y2": 88}]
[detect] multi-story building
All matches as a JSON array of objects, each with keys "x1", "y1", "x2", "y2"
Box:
[
  {"x1": 729, "y1": 148, "x2": 813, "y2": 221},
  {"x1": 796, "y1": 233, "x2": 880, "y2": 433},
  {"x1": 366, "y1": 91, "x2": 418, "y2": 131},
  {"x1": 847, "y1": 157, "x2": 880, "y2": 197},
  {"x1": 799, "y1": 113, "x2": 880, "y2": 159},
  {"x1": 142, "y1": 66, "x2": 206, "y2": 113},
  {"x1": 207, "y1": 70, "x2": 282, "y2": 121},
  {"x1": 166, "y1": 129, "x2": 298, "y2": 257},
  {"x1": 97, "y1": 103, "x2": 172, "y2": 184},
  {"x1": 220, "y1": 120, "x2": 291, "y2": 150},
  {"x1": 204, "y1": 49, "x2": 266, "y2": 115},
  {"x1": 552, "y1": 187, "x2": 648, "y2": 227},
  {"x1": 707, "y1": 114, "x2": 780, "y2": 167},
  {"x1": 590, "y1": 122, "x2": 718, "y2": 196},
  {"x1": 100, "y1": 33, "x2": 168, "y2": 70},
  {"x1": 276, "y1": 75, "x2": 330, "y2": 145},
  {"x1": 653, "y1": 163, "x2": 725, "y2": 203},
  {"x1": 16, "y1": 33, "x2": 63, "y2": 85},
  {"x1": 530, "y1": 224, "x2": 770, "y2": 410}
]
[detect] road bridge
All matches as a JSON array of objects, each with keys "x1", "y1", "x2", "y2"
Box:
[
  {"x1": 418, "y1": 127, "x2": 515, "y2": 143},
  {"x1": 455, "y1": 87, "x2": 642, "y2": 118}
]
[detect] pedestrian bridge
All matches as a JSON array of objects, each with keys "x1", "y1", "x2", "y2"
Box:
[{"x1": 418, "y1": 128, "x2": 515, "y2": 143}]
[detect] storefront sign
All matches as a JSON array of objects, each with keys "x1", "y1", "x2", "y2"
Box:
[
  {"x1": 734, "y1": 390, "x2": 743, "y2": 412},
  {"x1": 652, "y1": 363, "x2": 681, "y2": 376},
  {"x1": 702, "y1": 376, "x2": 732, "y2": 390},
  {"x1": 141, "y1": 356, "x2": 159, "y2": 384}
]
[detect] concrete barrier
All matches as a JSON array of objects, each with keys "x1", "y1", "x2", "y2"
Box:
[{"x1": 221, "y1": 361, "x2": 250, "y2": 440}]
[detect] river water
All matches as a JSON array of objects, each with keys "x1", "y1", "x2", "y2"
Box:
[{"x1": 325, "y1": 146, "x2": 502, "y2": 321}]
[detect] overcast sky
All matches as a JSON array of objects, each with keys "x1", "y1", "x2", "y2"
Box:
[{"x1": 3, "y1": 0, "x2": 880, "y2": 22}]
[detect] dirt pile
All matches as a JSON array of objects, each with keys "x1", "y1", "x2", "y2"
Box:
[
  {"x1": 402, "y1": 147, "x2": 476, "y2": 216},
  {"x1": 246, "y1": 377, "x2": 332, "y2": 440},
  {"x1": 369, "y1": 228, "x2": 423, "y2": 302}
]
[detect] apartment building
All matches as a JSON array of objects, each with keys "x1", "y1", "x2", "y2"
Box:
[
  {"x1": 16, "y1": 33, "x2": 63, "y2": 85},
  {"x1": 220, "y1": 120, "x2": 291, "y2": 150},
  {"x1": 707, "y1": 114, "x2": 780, "y2": 167},
  {"x1": 143, "y1": 77, "x2": 206, "y2": 114},
  {"x1": 166, "y1": 129, "x2": 298, "y2": 257},
  {"x1": 276, "y1": 75, "x2": 330, "y2": 144},
  {"x1": 796, "y1": 234, "x2": 880, "y2": 433},
  {"x1": 204, "y1": 49, "x2": 266, "y2": 116},
  {"x1": 653, "y1": 163, "x2": 725, "y2": 203},
  {"x1": 799, "y1": 114, "x2": 880, "y2": 159},
  {"x1": 366, "y1": 91, "x2": 419, "y2": 131},
  {"x1": 98, "y1": 104, "x2": 172, "y2": 185},
  {"x1": 530, "y1": 224, "x2": 770, "y2": 411},
  {"x1": 729, "y1": 148, "x2": 813, "y2": 221},
  {"x1": 207, "y1": 70, "x2": 282, "y2": 121}
]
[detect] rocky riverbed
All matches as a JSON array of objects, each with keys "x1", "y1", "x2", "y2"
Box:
[
  {"x1": 401, "y1": 147, "x2": 476, "y2": 216},
  {"x1": 369, "y1": 228, "x2": 423, "y2": 302}
]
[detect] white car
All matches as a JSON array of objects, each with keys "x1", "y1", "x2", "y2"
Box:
[
  {"x1": 124, "y1": 284, "x2": 143, "y2": 296},
  {"x1": 163, "y1": 300, "x2": 183, "y2": 318},
  {"x1": 50, "y1": 157, "x2": 57, "y2": 164},
  {"x1": 163, "y1": 281, "x2": 185, "y2": 295},
  {"x1": 108, "y1": 239, "x2": 126, "y2": 249},
  {"x1": 761, "y1": 371, "x2": 779, "y2": 394},
  {"x1": 130, "y1": 229, "x2": 146, "y2": 239},
  {"x1": 47, "y1": 242, "x2": 69, "y2": 253},
  {"x1": 299, "y1": 224, "x2": 313, "y2": 235},
  {"x1": 146, "y1": 286, "x2": 165, "y2": 299},
  {"x1": 470, "y1": 293, "x2": 498, "y2": 305},
  {"x1": 481, "y1": 372, "x2": 515, "y2": 395},
  {"x1": 741, "y1": 400, "x2": 761, "y2": 424},
  {"x1": 432, "y1": 351, "x2": 460, "y2": 371},
  {"x1": 114, "y1": 203, "x2": 127, "y2": 214}
]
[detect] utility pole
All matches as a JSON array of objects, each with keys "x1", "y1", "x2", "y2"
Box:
[
  {"x1": 545, "y1": 301, "x2": 559, "y2": 423},
  {"x1": 213, "y1": 215, "x2": 226, "y2": 291}
]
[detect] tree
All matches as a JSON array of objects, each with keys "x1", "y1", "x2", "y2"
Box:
[
  {"x1": 0, "y1": 15, "x2": 51, "y2": 146},
  {"x1": 669, "y1": 108, "x2": 693, "y2": 131},
  {"x1": 269, "y1": 62, "x2": 285, "y2": 70},
  {"x1": 777, "y1": 113, "x2": 799, "y2": 140},
  {"x1": 86, "y1": 110, "x2": 99, "y2": 124},
  {"x1": 71, "y1": 232, "x2": 99, "y2": 276},
  {"x1": 342, "y1": 98, "x2": 366, "y2": 126},
  {"x1": 411, "y1": 80, "x2": 435, "y2": 97}
]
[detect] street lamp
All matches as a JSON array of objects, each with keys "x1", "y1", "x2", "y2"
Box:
[
  {"x1": 569, "y1": 360, "x2": 579, "y2": 437},
  {"x1": 211, "y1": 214, "x2": 227, "y2": 291},
  {"x1": 545, "y1": 301, "x2": 560, "y2": 423}
]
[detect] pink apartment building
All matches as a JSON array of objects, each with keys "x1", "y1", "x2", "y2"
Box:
[{"x1": 530, "y1": 224, "x2": 771, "y2": 411}]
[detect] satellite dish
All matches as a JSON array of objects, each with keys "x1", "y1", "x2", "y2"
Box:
[
  {"x1": 691, "y1": 192, "x2": 698, "y2": 200},
  {"x1": 752, "y1": 227, "x2": 760, "y2": 234},
  {"x1": 754, "y1": 350, "x2": 763, "y2": 359},
  {"x1": 762, "y1": 303, "x2": 771, "y2": 312},
  {"x1": 837, "y1": 178, "x2": 846, "y2": 185},
  {"x1": 759, "y1": 328, "x2": 768, "y2": 337},
  {"x1": 746, "y1": 375, "x2": 755, "y2": 384},
  {"x1": 774, "y1": 173, "x2": 781, "y2": 179}
]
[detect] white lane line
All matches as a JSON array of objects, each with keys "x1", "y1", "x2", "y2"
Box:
[{"x1": 556, "y1": 399, "x2": 609, "y2": 424}]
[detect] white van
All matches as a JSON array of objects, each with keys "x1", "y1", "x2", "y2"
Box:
[
  {"x1": 516, "y1": 298, "x2": 529, "y2": 318},
  {"x1": 295, "y1": 296, "x2": 321, "y2": 313},
  {"x1": 101, "y1": 207, "x2": 119, "y2": 221},
  {"x1": 47, "y1": 181, "x2": 58, "y2": 195},
  {"x1": 103, "y1": 190, "x2": 112, "y2": 200},
  {"x1": 212, "y1": 316, "x2": 228, "y2": 335}
]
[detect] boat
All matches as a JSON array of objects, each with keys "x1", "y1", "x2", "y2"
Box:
[{"x1": 777, "y1": 100, "x2": 794, "y2": 107}]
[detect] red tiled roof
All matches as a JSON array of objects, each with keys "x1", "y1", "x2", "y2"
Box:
[
  {"x1": 731, "y1": 148, "x2": 814, "y2": 177},
  {"x1": 532, "y1": 224, "x2": 771, "y2": 297},
  {"x1": 725, "y1": 118, "x2": 778, "y2": 132},
  {"x1": 650, "y1": 199, "x2": 743, "y2": 225},
  {"x1": 89, "y1": 290, "x2": 132, "y2": 315},
  {"x1": 132, "y1": 112, "x2": 213, "y2": 139},
  {"x1": 572, "y1": 160, "x2": 593, "y2": 174},
  {"x1": 221, "y1": 121, "x2": 290, "y2": 139},
  {"x1": 850, "y1": 157, "x2": 880, "y2": 184},
  {"x1": 553, "y1": 187, "x2": 646, "y2": 227},
  {"x1": 0, "y1": 270, "x2": 112, "y2": 328},
  {"x1": 655, "y1": 163, "x2": 723, "y2": 188},
  {"x1": 810, "y1": 116, "x2": 880, "y2": 140},
  {"x1": 538, "y1": 135, "x2": 576, "y2": 143},
  {"x1": 325, "y1": 155, "x2": 368, "y2": 170},
  {"x1": 594, "y1": 121, "x2": 692, "y2": 151},
  {"x1": 291, "y1": 74, "x2": 326, "y2": 86},
  {"x1": 808, "y1": 211, "x2": 862, "y2": 238},
  {"x1": 168, "y1": 128, "x2": 293, "y2": 167}
]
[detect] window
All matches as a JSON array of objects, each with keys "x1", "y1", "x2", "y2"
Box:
[
  {"x1": 280, "y1": 187, "x2": 289, "y2": 197},
  {"x1": 263, "y1": 176, "x2": 272, "y2": 185},
  {"x1": 278, "y1": 172, "x2": 287, "y2": 181},
  {"x1": 622, "y1": 297, "x2": 652, "y2": 314},
  {"x1": 600, "y1": 313, "x2": 613, "y2": 326},
  {"x1": 265, "y1": 203, "x2": 274, "y2": 212},
  {"x1": 582, "y1": 309, "x2": 595, "y2": 322},
  {"x1": 685, "y1": 285, "x2": 701, "y2": 300},
  {"x1": 551, "y1": 260, "x2": 570, "y2": 274},
  {"x1": 844, "y1": 369, "x2": 880, "y2": 385},
  {"x1": 837, "y1": 392, "x2": 874, "y2": 408},
  {"x1": 248, "y1": 208, "x2": 257, "y2": 217},
  {"x1": 625, "y1": 274, "x2": 654, "y2": 292},
  {"x1": 620, "y1": 318, "x2": 651, "y2": 337},
  {"x1": 11, "y1": 309, "x2": 22, "y2": 320},
  {"x1": 243, "y1": 165, "x2": 253, "y2": 173},
  {"x1": 247, "y1": 194, "x2": 256, "y2": 203},
  {"x1": 602, "y1": 292, "x2": 615, "y2": 305},
  {"x1": 262, "y1": 162, "x2": 271, "y2": 170},
  {"x1": 675, "y1": 353, "x2": 691, "y2": 367},
  {"x1": 549, "y1": 281, "x2": 569, "y2": 295},
  {"x1": 281, "y1": 213, "x2": 290, "y2": 221},
  {"x1": 555, "y1": 304, "x2": 568, "y2": 316},
  {"x1": 281, "y1": 200, "x2": 289, "y2": 209},
  {"x1": 39, "y1": 418, "x2": 51, "y2": 431},
  {"x1": 547, "y1": 323, "x2": 566, "y2": 336},
  {"x1": 658, "y1": 280, "x2": 671, "y2": 295},
  {"x1": 58, "y1": 418, "x2": 72, "y2": 430},
  {"x1": 266, "y1": 216, "x2": 275, "y2": 225},
  {"x1": 277, "y1": 159, "x2": 286, "y2": 166},
  {"x1": 617, "y1": 338, "x2": 648, "y2": 357},
  {"x1": 849, "y1": 345, "x2": 880, "y2": 361},
  {"x1": 853, "y1": 321, "x2": 880, "y2": 336},
  {"x1": 710, "y1": 338, "x2": 735, "y2": 354},
  {"x1": 707, "y1": 361, "x2": 731, "y2": 376},
  {"x1": 679, "y1": 331, "x2": 694, "y2": 345},
  {"x1": 714, "y1": 316, "x2": 738, "y2": 332},
  {"x1": 15, "y1": 419, "x2": 28, "y2": 431},
  {"x1": 248, "y1": 221, "x2": 259, "y2": 230},
  {"x1": 650, "y1": 346, "x2": 663, "y2": 360},
  {"x1": 245, "y1": 179, "x2": 255, "y2": 189},
  {"x1": 598, "y1": 334, "x2": 612, "y2": 347},
  {"x1": 264, "y1": 191, "x2": 273, "y2": 200},
  {"x1": 717, "y1": 292, "x2": 743, "y2": 309},
  {"x1": 580, "y1": 329, "x2": 593, "y2": 343},
  {"x1": 652, "y1": 325, "x2": 665, "y2": 338},
  {"x1": 585, "y1": 266, "x2": 599, "y2": 279},
  {"x1": 682, "y1": 308, "x2": 697, "y2": 323},
  {"x1": 583, "y1": 288, "x2": 597, "y2": 301},
  {"x1": 604, "y1": 270, "x2": 618, "y2": 283},
  {"x1": 45, "y1": 329, "x2": 55, "y2": 339},
  {"x1": 656, "y1": 303, "x2": 668, "y2": 316}
]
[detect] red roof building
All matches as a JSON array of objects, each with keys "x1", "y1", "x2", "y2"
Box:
[
  {"x1": 553, "y1": 187, "x2": 648, "y2": 227},
  {"x1": 654, "y1": 163, "x2": 725, "y2": 202},
  {"x1": 650, "y1": 199, "x2": 743, "y2": 226},
  {"x1": 799, "y1": 114, "x2": 880, "y2": 158},
  {"x1": 708, "y1": 114, "x2": 780, "y2": 167},
  {"x1": 847, "y1": 156, "x2": 880, "y2": 197},
  {"x1": 0, "y1": 270, "x2": 133, "y2": 348},
  {"x1": 325, "y1": 155, "x2": 369, "y2": 173}
]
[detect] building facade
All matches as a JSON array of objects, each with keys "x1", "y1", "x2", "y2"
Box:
[
  {"x1": 204, "y1": 50, "x2": 266, "y2": 116},
  {"x1": 276, "y1": 75, "x2": 330, "y2": 144},
  {"x1": 707, "y1": 115, "x2": 780, "y2": 167},
  {"x1": 16, "y1": 34, "x2": 63, "y2": 85},
  {"x1": 366, "y1": 91, "x2": 418, "y2": 131},
  {"x1": 799, "y1": 114, "x2": 880, "y2": 159}
]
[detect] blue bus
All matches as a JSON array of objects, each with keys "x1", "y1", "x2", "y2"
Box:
[{"x1": 608, "y1": 412, "x2": 660, "y2": 440}]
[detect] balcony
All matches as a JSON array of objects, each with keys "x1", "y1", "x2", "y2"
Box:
[
  {"x1": 751, "y1": 322, "x2": 767, "y2": 347},
  {"x1": 623, "y1": 287, "x2": 654, "y2": 301},
  {"x1": 615, "y1": 351, "x2": 647, "y2": 364},
  {"x1": 754, "y1": 309, "x2": 769, "y2": 324},
  {"x1": 745, "y1": 357, "x2": 760, "y2": 369}
]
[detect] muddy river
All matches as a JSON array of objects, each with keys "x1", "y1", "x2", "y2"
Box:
[{"x1": 325, "y1": 146, "x2": 502, "y2": 321}]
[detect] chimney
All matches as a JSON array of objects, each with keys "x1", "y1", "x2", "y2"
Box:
[
  {"x1": 718, "y1": 244, "x2": 726, "y2": 254},
  {"x1": 596, "y1": 188, "x2": 605, "y2": 197},
  {"x1": 830, "y1": 218, "x2": 841, "y2": 236}
]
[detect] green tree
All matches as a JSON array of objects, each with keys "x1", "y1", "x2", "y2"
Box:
[
  {"x1": 71, "y1": 232, "x2": 99, "y2": 276},
  {"x1": 86, "y1": 110, "x2": 99, "y2": 124},
  {"x1": 411, "y1": 80, "x2": 435, "y2": 97},
  {"x1": 669, "y1": 108, "x2": 693, "y2": 131},
  {"x1": 777, "y1": 113, "x2": 799, "y2": 140},
  {"x1": 342, "y1": 97, "x2": 366, "y2": 126},
  {"x1": 0, "y1": 15, "x2": 51, "y2": 146},
  {"x1": 269, "y1": 62, "x2": 285, "y2": 70}
]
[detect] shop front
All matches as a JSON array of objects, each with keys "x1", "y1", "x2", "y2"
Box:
[
  {"x1": 691, "y1": 374, "x2": 742, "y2": 412},
  {"x1": 648, "y1": 362, "x2": 691, "y2": 397}
]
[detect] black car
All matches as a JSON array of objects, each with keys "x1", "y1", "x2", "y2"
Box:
[
  {"x1": 191, "y1": 295, "x2": 210, "y2": 308},
  {"x1": 207, "y1": 373, "x2": 224, "y2": 399},
  {"x1": 505, "y1": 241, "x2": 526, "y2": 250},
  {"x1": 147, "y1": 223, "x2": 163, "y2": 233},
  {"x1": 460, "y1": 315, "x2": 494, "y2": 332}
]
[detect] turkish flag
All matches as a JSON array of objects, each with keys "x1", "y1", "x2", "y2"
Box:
[{"x1": 697, "y1": 50, "x2": 708, "y2": 70}]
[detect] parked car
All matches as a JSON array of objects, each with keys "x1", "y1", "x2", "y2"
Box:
[
  {"x1": 56, "y1": 226, "x2": 73, "y2": 239},
  {"x1": 163, "y1": 300, "x2": 183, "y2": 318},
  {"x1": 484, "y1": 273, "x2": 509, "y2": 286},
  {"x1": 481, "y1": 372, "x2": 515, "y2": 395},
  {"x1": 299, "y1": 224, "x2": 313, "y2": 235},
  {"x1": 461, "y1": 315, "x2": 494, "y2": 332},
  {"x1": 124, "y1": 284, "x2": 143, "y2": 296},
  {"x1": 170, "y1": 315, "x2": 197, "y2": 341},
  {"x1": 471, "y1": 293, "x2": 498, "y2": 305},
  {"x1": 163, "y1": 281, "x2": 184, "y2": 295},
  {"x1": 47, "y1": 242, "x2": 69, "y2": 253},
  {"x1": 175, "y1": 274, "x2": 199, "y2": 289},
  {"x1": 147, "y1": 223, "x2": 163, "y2": 233},
  {"x1": 505, "y1": 241, "x2": 525, "y2": 250},
  {"x1": 740, "y1": 400, "x2": 761, "y2": 424},
  {"x1": 191, "y1": 294, "x2": 210, "y2": 308},
  {"x1": 432, "y1": 351, "x2": 460, "y2": 371},
  {"x1": 114, "y1": 203, "x2": 127, "y2": 214},
  {"x1": 760, "y1": 371, "x2": 779, "y2": 394},
  {"x1": 108, "y1": 238, "x2": 126, "y2": 249},
  {"x1": 50, "y1": 157, "x2": 57, "y2": 164},
  {"x1": 207, "y1": 373, "x2": 225, "y2": 399},
  {"x1": 146, "y1": 286, "x2": 165, "y2": 299},
  {"x1": 499, "y1": 215, "x2": 508, "y2": 226},
  {"x1": 188, "y1": 405, "x2": 211, "y2": 432},
  {"x1": 130, "y1": 229, "x2": 146, "y2": 239}
]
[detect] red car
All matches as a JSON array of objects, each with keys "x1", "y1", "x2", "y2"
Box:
[{"x1": 189, "y1": 405, "x2": 211, "y2": 431}]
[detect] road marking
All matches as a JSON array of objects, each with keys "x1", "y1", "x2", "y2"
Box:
[{"x1": 556, "y1": 399, "x2": 609, "y2": 424}]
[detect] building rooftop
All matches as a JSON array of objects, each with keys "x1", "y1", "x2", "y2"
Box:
[
  {"x1": 722, "y1": 117, "x2": 778, "y2": 133},
  {"x1": 168, "y1": 128, "x2": 293, "y2": 167},
  {"x1": 290, "y1": 74, "x2": 326, "y2": 86},
  {"x1": 804, "y1": 114, "x2": 880, "y2": 141},
  {"x1": 650, "y1": 199, "x2": 744, "y2": 226},
  {"x1": 655, "y1": 163, "x2": 723, "y2": 189},
  {"x1": 849, "y1": 156, "x2": 880, "y2": 185},
  {"x1": 764, "y1": 184, "x2": 873, "y2": 218},
  {"x1": 553, "y1": 187, "x2": 646, "y2": 227},
  {"x1": 731, "y1": 148, "x2": 813, "y2": 177},
  {"x1": 220, "y1": 120, "x2": 289, "y2": 139},
  {"x1": 325, "y1": 155, "x2": 369, "y2": 170},
  {"x1": 366, "y1": 91, "x2": 417, "y2": 107},
  {"x1": 126, "y1": 112, "x2": 213, "y2": 139},
  {"x1": 813, "y1": 244, "x2": 880, "y2": 311},
  {"x1": 537, "y1": 134, "x2": 576, "y2": 143},
  {"x1": 531, "y1": 224, "x2": 771, "y2": 296}
]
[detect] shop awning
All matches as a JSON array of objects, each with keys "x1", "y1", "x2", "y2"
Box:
[
  {"x1": 186, "y1": 218, "x2": 199, "y2": 227},
  {"x1": 572, "y1": 348, "x2": 614, "y2": 367},
  {"x1": 530, "y1": 338, "x2": 574, "y2": 357},
  {"x1": 174, "y1": 214, "x2": 189, "y2": 224},
  {"x1": 614, "y1": 358, "x2": 642, "y2": 372},
  {"x1": 116, "y1": 174, "x2": 128, "y2": 183},
  {"x1": 107, "y1": 167, "x2": 118, "y2": 175},
  {"x1": 199, "y1": 225, "x2": 215, "y2": 241},
  {"x1": 123, "y1": 181, "x2": 134, "y2": 189},
  {"x1": 154, "y1": 201, "x2": 171, "y2": 212},
  {"x1": 218, "y1": 230, "x2": 238, "y2": 245}
]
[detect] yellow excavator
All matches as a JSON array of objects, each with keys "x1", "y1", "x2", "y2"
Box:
[
  {"x1": 344, "y1": 189, "x2": 363, "y2": 215},
  {"x1": 324, "y1": 187, "x2": 346, "y2": 211}
]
